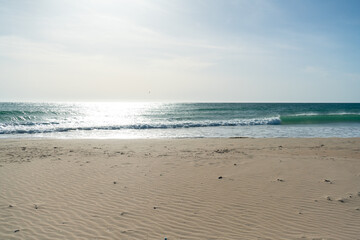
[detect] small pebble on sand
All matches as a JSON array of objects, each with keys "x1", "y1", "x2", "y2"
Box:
[{"x1": 324, "y1": 179, "x2": 332, "y2": 183}]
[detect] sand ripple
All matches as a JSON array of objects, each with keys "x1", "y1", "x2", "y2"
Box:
[{"x1": 1, "y1": 138, "x2": 360, "y2": 239}]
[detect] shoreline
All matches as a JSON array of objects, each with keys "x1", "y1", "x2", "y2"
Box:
[
  {"x1": 1, "y1": 138, "x2": 360, "y2": 239},
  {"x1": 1, "y1": 136, "x2": 360, "y2": 140}
]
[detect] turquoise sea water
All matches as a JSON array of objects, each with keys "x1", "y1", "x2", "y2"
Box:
[{"x1": 1, "y1": 102, "x2": 360, "y2": 138}]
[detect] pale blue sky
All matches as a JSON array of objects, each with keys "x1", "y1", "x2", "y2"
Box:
[{"x1": 0, "y1": 0, "x2": 359, "y2": 102}]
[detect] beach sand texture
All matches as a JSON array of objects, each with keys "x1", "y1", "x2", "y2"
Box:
[{"x1": 1, "y1": 138, "x2": 360, "y2": 240}]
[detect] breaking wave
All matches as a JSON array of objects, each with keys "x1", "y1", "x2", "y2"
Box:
[{"x1": 0, "y1": 117, "x2": 281, "y2": 135}]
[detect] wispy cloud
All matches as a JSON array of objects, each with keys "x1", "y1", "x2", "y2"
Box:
[
  {"x1": 0, "y1": 0, "x2": 359, "y2": 101},
  {"x1": 304, "y1": 66, "x2": 329, "y2": 78}
]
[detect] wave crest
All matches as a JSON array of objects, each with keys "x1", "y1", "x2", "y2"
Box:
[
  {"x1": 280, "y1": 114, "x2": 360, "y2": 124},
  {"x1": 0, "y1": 117, "x2": 281, "y2": 135}
]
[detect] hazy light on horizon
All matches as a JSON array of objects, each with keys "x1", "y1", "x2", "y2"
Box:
[{"x1": 0, "y1": 0, "x2": 360, "y2": 102}]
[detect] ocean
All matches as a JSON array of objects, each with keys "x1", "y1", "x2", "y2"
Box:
[{"x1": 1, "y1": 102, "x2": 360, "y2": 138}]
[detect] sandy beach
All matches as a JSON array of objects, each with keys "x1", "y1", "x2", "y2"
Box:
[{"x1": 1, "y1": 138, "x2": 360, "y2": 240}]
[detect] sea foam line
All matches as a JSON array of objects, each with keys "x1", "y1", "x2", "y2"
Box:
[{"x1": 0, "y1": 117, "x2": 281, "y2": 134}]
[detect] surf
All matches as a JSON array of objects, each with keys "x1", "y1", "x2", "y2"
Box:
[{"x1": 0, "y1": 117, "x2": 282, "y2": 135}]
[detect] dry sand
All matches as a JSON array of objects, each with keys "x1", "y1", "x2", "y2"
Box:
[{"x1": 1, "y1": 138, "x2": 360, "y2": 240}]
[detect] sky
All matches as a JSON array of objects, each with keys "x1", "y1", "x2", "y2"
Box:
[{"x1": 0, "y1": 0, "x2": 359, "y2": 102}]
